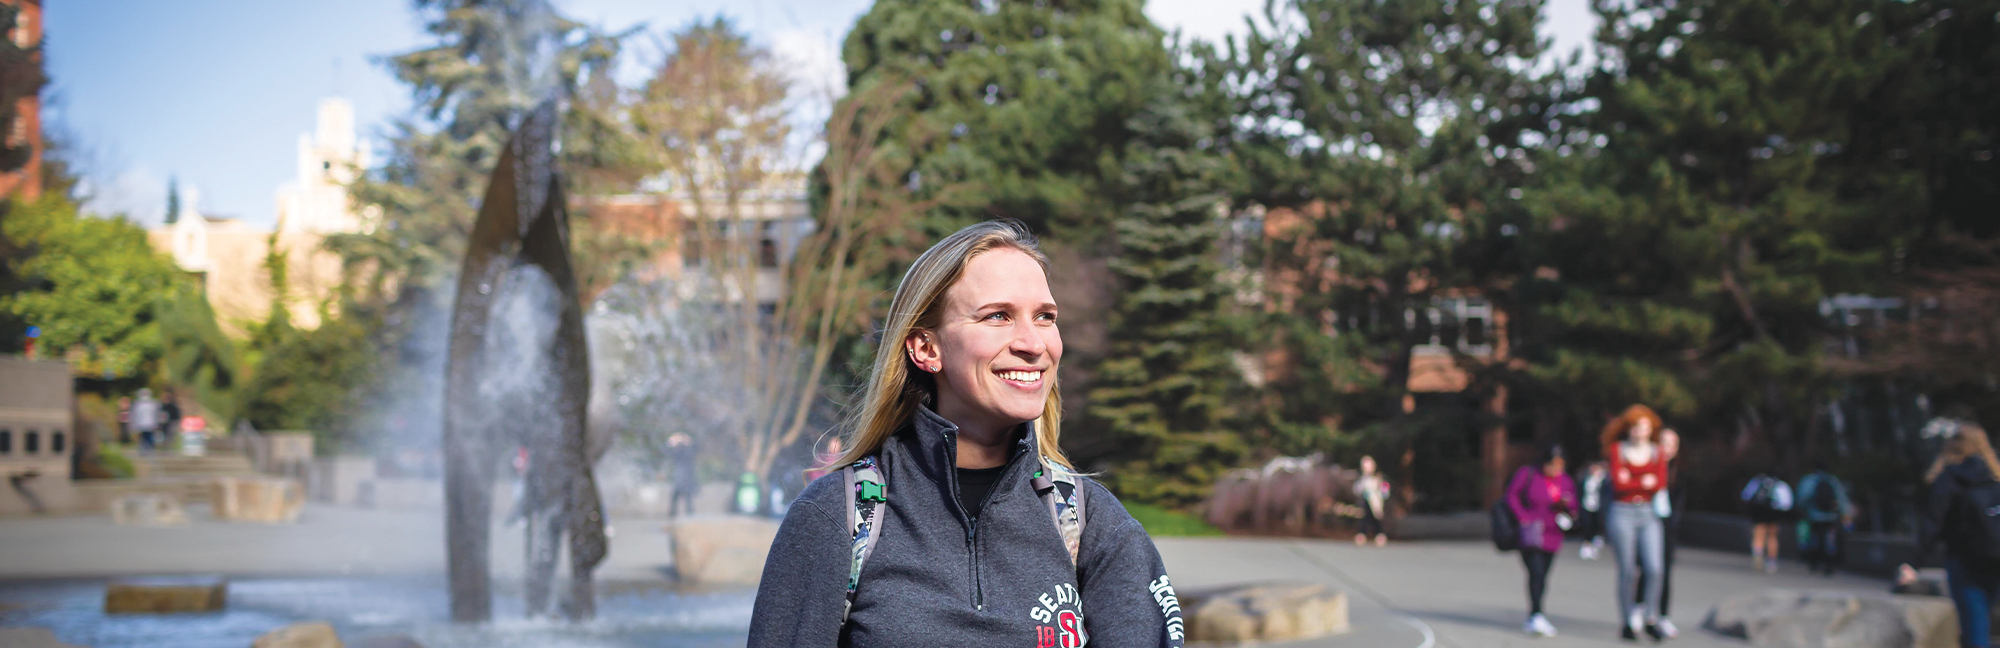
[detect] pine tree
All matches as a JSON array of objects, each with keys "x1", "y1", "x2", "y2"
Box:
[
  {"x1": 1521, "y1": 0, "x2": 1904, "y2": 461},
  {"x1": 338, "y1": 0, "x2": 632, "y2": 313},
  {"x1": 834, "y1": 0, "x2": 1172, "y2": 242},
  {"x1": 1087, "y1": 71, "x2": 1246, "y2": 508},
  {"x1": 164, "y1": 176, "x2": 181, "y2": 224},
  {"x1": 1226, "y1": 0, "x2": 1554, "y2": 508}
]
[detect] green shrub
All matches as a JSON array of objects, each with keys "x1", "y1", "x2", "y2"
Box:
[{"x1": 94, "y1": 444, "x2": 136, "y2": 479}]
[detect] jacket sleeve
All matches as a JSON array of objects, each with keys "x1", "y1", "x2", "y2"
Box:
[
  {"x1": 748, "y1": 494, "x2": 849, "y2": 648},
  {"x1": 1077, "y1": 481, "x2": 1185, "y2": 648}
]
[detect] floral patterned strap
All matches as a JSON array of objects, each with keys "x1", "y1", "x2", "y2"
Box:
[{"x1": 842, "y1": 456, "x2": 886, "y2": 621}]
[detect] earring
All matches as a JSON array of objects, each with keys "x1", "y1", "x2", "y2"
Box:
[{"x1": 929, "y1": 364, "x2": 940, "y2": 373}]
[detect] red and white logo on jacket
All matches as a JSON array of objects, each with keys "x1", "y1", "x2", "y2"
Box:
[{"x1": 1028, "y1": 582, "x2": 1087, "y2": 647}]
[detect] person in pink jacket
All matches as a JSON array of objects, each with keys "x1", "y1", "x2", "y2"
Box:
[{"x1": 1507, "y1": 443, "x2": 1578, "y2": 638}]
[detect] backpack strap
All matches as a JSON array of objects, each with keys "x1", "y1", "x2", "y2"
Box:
[
  {"x1": 1032, "y1": 457, "x2": 1085, "y2": 565},
  {"x1": 842, "y1": 455, "x2": 886, "y2": 621},
  {"x1": 841, "y1": 453, "x2": 1086, "y2": 624}
]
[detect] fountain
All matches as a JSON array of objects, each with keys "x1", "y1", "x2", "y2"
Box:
[{"x1": 442, "y1": 99, "x2": 607, "y2": 623}]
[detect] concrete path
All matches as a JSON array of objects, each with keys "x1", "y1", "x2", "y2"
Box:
[
  {"x1": 1155, "y1": 536, "x2": 1895, "y2": 648},
  {"x1": 0, "y1": 506, "x2": 1903, "y2": 647}
]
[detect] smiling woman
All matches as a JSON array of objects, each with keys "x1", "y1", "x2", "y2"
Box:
[{"x1": 748, "y1": 220, "x2": 1186, "y2": 648}]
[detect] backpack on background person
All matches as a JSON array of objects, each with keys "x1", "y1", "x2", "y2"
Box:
[{"x1": 1742, "y1": 475, "x2": 1794, "y2": 516}]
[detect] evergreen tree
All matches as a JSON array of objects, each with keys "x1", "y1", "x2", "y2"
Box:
[
  {"x1": 1087, "y1": 67, "x2": 1246, "y2": 507},
  {"x1": 337, "y1": 0, "x2": 635, "y2": 314},
  {"x1": 164, "y1": 176, "x2": 181, "y2": 225},
  {"x1": 835, "y1": 0, "x2": 1171, "y2": 242},
  {"x1": 1522, "y1": 0, "x2": 1902, "y2": 463},
  {"x1": 1226, "y1": 0, "x2": 1554, "y2": 507}
]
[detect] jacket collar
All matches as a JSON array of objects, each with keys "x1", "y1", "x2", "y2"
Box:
[{"x1": 892, "y1": 404, "x2": 1038, "y2": 491}]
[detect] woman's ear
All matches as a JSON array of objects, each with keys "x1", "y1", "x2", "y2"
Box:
[{"x1": 906, "y1": 329, "x2": 941, "y2": 374}]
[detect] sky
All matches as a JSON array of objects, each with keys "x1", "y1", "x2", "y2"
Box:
[{"x1": 50, "y1": 0, "x2": 1597, "y2": 228}]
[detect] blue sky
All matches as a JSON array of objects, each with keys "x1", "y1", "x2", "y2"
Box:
[{"x1": 51, "y1": 0, "x2": 1594, "y2": 228}]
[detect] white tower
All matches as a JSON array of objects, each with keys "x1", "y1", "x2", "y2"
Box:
[{"x1": 276, "y1": 97, "x2": 366, "y2": 234}]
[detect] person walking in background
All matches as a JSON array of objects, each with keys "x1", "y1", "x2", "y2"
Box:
[
  {"x1": 1576, "y1": 460, "x2": 1611, "y2": 560},
  {"x1": 1507, "y1": 443, "x2": 1577, "y2": 638},
  {"x1": 159, "y1": 390, "x2": 184, "y2": 453},
  {"x1": 116, "y1": 397, "x2": 132, "y2": 446},
  {"x1": 1796, "y1": 461, "x2": 1854, "y2": 576},
  {"x1": 1647, "y1": 427, "x2": 1686, "y2": 639},
  {"x1": 666, "y1": 432, "x2": 699, "y2": 518},
  {"x1": 129, "y1": 389, "x2": 161, "y2": 453},
  {"x1": 1353, "y1": 455, "x2": 1391, "y2": 547},
  {"x1": 1910, "y1": 419, "x2": 2000, "y2": 648},
  {"x1": 1603, "y1": 404, "x2": 1673, "y2": 642},
  {"x1": 1741, "y1": 472, "x2": 1795, "y2": 573}
]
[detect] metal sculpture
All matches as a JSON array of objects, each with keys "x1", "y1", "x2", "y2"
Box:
[{"x1": 442, "y1": 101, "x2": 607, "y2": 622}]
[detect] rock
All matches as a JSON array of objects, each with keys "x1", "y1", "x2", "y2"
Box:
[
  {"x1": 1180, "y1": 582, "x2": 1349, "y2": 645},
  {"x1": 212, "y1": 476, "x2": 305, "y2": 523},
  {"x1": 348, "y1": 634, "x2": 425, "y2": 648},
  {"x1": 0, "y1": 628, "x2": 87, "y2": 647},
  {"x1": 667, "y1": 515, "x2": 780, "y2": 584},
  {"x1": 1704, "y1": 589, "x2": 1959, "y2": 648},
  {"x1": 252, "y1": 621, "x2": 343, "y2": 648},
  {"x1": 103, "y1": 575, "x2": 228, "y2": 614},
  {"x1": 110, "y1": 493, "x2": 188, "y2": 526}
]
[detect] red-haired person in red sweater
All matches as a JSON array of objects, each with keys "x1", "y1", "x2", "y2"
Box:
[{"x1": 1601, "y1": 405, "x2": 1676, "y2": 642}]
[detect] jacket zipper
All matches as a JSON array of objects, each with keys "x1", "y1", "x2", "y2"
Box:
[{"x1": 945, "y1": 429, "x2": 1016, "y2": 613}]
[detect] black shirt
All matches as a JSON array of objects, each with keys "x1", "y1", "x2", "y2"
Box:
[{"x1": 956, "y1": 465, "x2": 1007, "y2": 519}]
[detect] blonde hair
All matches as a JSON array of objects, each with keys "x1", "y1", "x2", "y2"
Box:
[
  {"x1": 827, "y1": 220, "x2": 1072, "y2": 470},
  {"x1": 1928, "y1": 422, "x2": 2000, "y2": 484}
]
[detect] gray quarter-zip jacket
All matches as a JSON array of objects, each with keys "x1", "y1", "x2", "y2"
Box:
[{"x1": 749, "y1": 406, "x2": 1186, "y2": 647}]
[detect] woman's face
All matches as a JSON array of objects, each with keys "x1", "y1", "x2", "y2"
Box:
[
  {"x1": 909, "y1": 248, "x2": 1062, "y2": 433},
  {"x1": 1630, "y1": 417, "x2": 1654, "y2": 443},
  {"x1": 1360, "y1": 456, "x2": 1377, "y2": 474},
  {"x1": 1543, "y1": 456, "x2": 1567, "y2": 477}
]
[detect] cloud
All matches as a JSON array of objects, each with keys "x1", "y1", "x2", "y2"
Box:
[{"x1": 82, "y1": 166, "x2": 168, "y2": 226}]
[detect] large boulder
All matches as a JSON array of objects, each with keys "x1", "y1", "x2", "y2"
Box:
[
  {"x1": 110, "y1": 493, "x2": 188, "y2": 526},
  {"x1": 103, "y1": 576, "x2": 228, "y2": 614},
  {"x1": 0, "y1": 628, "x2": 86, "y2": 647},
  {"x1": 1705, "y1": 589, "x2": 1959, "y2": 648},
  {"x1": 212, "y1": 476, "x2": 305, "y2": 523},
  {"x1": 1180, "y1": 582, "x2": 1349, "y2": 645},
  {"x1": 253, "y1": 621, "x2": 343, "y2": 648},
  {"x1": 668, "y1": 515, "x2": 780, "y2": 585}
]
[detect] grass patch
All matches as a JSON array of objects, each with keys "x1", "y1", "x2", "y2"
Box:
[{"x1": 1125, "y1": 503, "x2": 1225, "y2": 537}]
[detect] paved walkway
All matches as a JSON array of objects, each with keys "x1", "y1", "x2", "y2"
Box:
[
  {"x1": 1156, "y1": 536, "x2": 1896, "y2": 648},
  {"x1": 0, "y1": 506, "x2": 1903, "y2": 646}
]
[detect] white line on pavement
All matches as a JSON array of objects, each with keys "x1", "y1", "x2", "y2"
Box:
[{"x1": 1398, "y1": 614, "x2": 1437, "y2": 648}]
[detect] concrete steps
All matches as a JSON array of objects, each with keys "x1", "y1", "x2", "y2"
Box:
[{"x1": 71, "y1": 452, "x2": 263, "y2": 511}]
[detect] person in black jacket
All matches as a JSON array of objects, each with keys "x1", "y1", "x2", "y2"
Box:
[
  {"x1": 1910, "y1": 420, "x2": 2000, "y2": 648},
  {"x1": 749, "y1": 220, "x2": 1184, "y2": 648}
]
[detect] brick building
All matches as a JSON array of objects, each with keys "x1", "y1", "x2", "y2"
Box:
[{"x1": 0, "y1": 0, "x2": 41, "y2": 202}]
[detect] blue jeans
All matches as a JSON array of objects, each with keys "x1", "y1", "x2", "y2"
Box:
[
  {"x1": 1947, "y1": 557, "x2": 1998, "y2": 648},
  {"x1": 1607, "y1": 502, "x2": 1665, "y2": 623}
]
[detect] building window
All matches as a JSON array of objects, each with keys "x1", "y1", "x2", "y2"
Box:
[
  {"x1": 24, "y1": 429, "x2": 37, "y2": 454},
  {"x1": 52, "y1": 430, "x2": 64, "y2": 454},
  {"x1": 0, "y1": 429, "x2": 10, "y2": 454}
]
